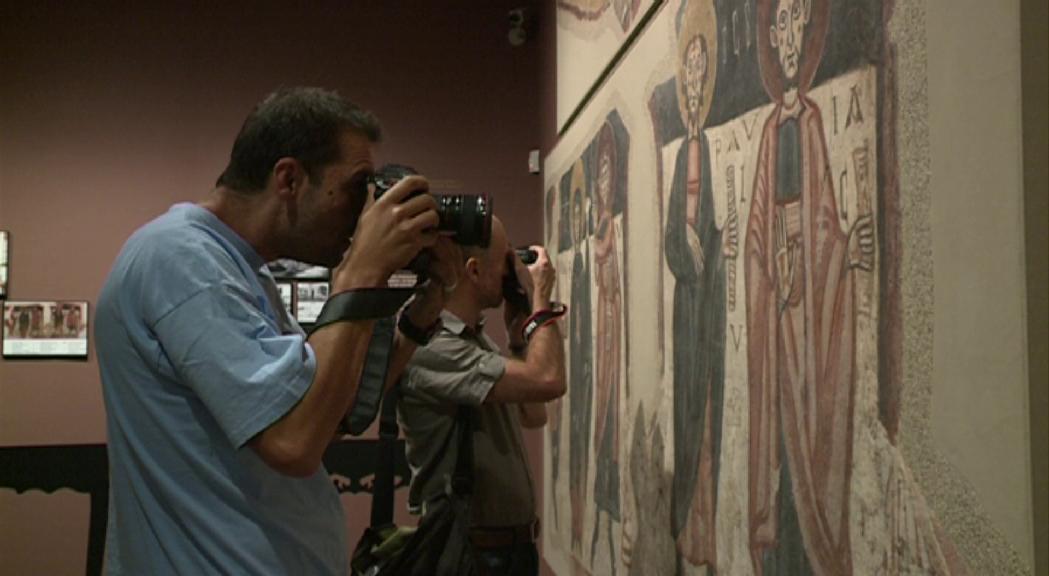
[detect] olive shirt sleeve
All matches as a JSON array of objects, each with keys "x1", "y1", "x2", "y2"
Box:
[{"x1": 401, "y1": 330, "x2": 507, "y2": 406}]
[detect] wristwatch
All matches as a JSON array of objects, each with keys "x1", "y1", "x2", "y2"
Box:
[{"x1": 397, "y1": 313, "x2": 441, "y2": 346}]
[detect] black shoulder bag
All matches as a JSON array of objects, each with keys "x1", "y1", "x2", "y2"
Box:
[{"x1": 350, "y1": 389, "x2": 477, "y2": 576}]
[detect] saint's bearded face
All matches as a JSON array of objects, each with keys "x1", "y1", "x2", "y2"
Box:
[
  {"x1": 683, "y1": 36, "x2": 707, "y2": 119},
  {"x1": 771, "y1": 0, "x2": 809, "y2": 85}
]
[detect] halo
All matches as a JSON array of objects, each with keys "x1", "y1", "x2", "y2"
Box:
[{"x1": 675, "y1": 0, "x2": 718, "y2": 129}]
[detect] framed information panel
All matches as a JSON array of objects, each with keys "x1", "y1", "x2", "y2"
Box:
[
  {"x1": 2, "y1": 300, "x2": 89, "y2": 358},
  {"x1": 295, "y1": 281, "x2": 330, "y2": 325},
  {"x1": 266, "y1": 258, "x2": 331, "y2": 327}
]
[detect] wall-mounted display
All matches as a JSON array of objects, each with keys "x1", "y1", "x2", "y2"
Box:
[
  {"x1": 266, "y1": 259, "x2": 331, "y2": 326},
  {"x1": 275, "y1": 280, "x2": 294, "y2": 318},
  {"x1": 3, "y1": 300, "x2": 89, "y2": 358},
  {"x1": 0, "y1": 231, "x2": 8, "y2": 299},
  {"x1": 295, "y1": 281, "x2": 329, "y2": 325}
]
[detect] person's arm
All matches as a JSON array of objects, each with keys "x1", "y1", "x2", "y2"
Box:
[
  {"x1": 518, "y1": 402, "x2": 548, "y2": 428},
  {"x1": 251, "y1": 176, "x2": 439, "y2": 477},
  {"x1": 485, "y1": 246, "x2": 567, "y2": 405},
  {"x1": 506, "y1": 342, "x2": 549, "y2": 428},
  {"x1": 381, "y1": 237, "x2": 461, "y2": 392}
]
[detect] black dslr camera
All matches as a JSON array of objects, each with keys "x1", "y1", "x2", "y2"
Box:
[
  {"x1": 370, "y1": 164, "x2": 492, "y2": 249},
  {"x1": 502, "y1": 247, "x2": 538, "y2": 313}
]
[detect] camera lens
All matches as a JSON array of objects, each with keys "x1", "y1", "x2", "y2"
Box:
[
  {"x1": 370, "y1": 164, "x2": 492, "y2": 248},
  {"x1": 436, "y1": 194, "x2": 491, "y2": 247},
  {"x1": 515, "y1": 248, "x2": 538, "y2": 264}
]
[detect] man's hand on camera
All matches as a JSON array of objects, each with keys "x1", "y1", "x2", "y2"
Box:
[
  {"x1": 335, "y1": 175, "x2": 438, "y2": 291},
  {"x1": 527, "y1": 246, "x2": 555, "y2": 310},
  {"x1": 510, "y1": 247, "x2": 535, "y2": 304},
  {"x1": 404, "y1": 237, "x2": 461, "y2": 330},
  {"x1": 427, "y1": 236, "x2": 462, "y2": 292}
]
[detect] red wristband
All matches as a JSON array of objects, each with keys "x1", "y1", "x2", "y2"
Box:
[{"x1": 521, "y1": 302, "x2": 567, "y2": 342}]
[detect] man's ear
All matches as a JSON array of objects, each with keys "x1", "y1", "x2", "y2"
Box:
[
  {"x1": 770, "y1": 23, "x2": 778, "y2": 50},
  {"x1": 464, "y1": 256, "x2": 482, "y2": 282},
  {"x1": 802, "y1": 0, "x2": 811, "y2": 24},
  {"x1": 273, "y1": 158, "x2": 303, "y2": 198}
]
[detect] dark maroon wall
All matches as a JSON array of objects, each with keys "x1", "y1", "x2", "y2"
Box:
[{"x1": 0, "y1": 1, "x2": 554, "y2": 573}]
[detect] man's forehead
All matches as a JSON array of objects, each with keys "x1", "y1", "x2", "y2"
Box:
[{"x1": 338, "y1": 130, "x2": 374, "y2": 159}]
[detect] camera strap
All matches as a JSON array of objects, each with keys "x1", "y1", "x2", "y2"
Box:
[
  {"x1": 310, "y1": 288, "x2": 415, "y2": 332},
  {"x1": 342, "y1": 316, "x2": 396, "y2": 436},
  {"x1": 312, "y1": 287, "x2": 413, "y2": 436}
]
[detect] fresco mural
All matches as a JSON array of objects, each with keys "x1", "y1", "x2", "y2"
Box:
[
  {"x1": 543, "y1": 0, "x2": 967, "y2": 574},
  {"x1": 548, "y1": 109, "x2": 631, "y2": 576}
]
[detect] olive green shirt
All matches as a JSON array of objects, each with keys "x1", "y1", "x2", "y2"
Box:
[{"x1": 398, "y1": 310, "x2": 537, "y2": 527}]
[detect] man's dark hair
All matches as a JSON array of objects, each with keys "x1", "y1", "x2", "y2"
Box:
[{"x1": 216, "y1": 87, "x2": 382, "y2": 192}]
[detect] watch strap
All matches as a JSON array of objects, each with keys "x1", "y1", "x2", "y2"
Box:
[{"x1": 397, "y1": 312, "x2": 441, "y2": 346}]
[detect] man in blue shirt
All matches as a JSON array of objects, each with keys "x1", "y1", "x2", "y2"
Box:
[{"x1": 95, "y1": 87, "x2": 447, "y2": 575}]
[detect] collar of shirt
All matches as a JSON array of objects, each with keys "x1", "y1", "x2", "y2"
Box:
[
  {"x1": 438, "y1": 310, "x2": 504, "y2": 354},
  {"x1": 439, "y1": 310, "x2": 486, "y2": 337},
  {"x1": 174, "y1": 203, "x2": 267, "y2": 272}
]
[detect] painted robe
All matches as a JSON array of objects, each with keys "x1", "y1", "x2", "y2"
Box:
[
  {"x1": 569, "y1": 244, "x2": 594, "y2": 551},
  {"x1": 666, "y1": 132, "x2": 726, "y2": 567},
  {"x1": 593, "y1": 207, "x2": 623, "y2": 519},
  {"x1": 745, "y1": 97, "x2": 857, "y2": 576}
]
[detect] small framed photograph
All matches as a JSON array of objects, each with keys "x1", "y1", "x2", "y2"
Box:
[
  {"x1": 275, "y1": 280, "x2": 295, "y2": 318},
  {"x1": 295, "y1": 281, "x2": 329, "y2": 325},
  {"x1": 3, "y1": 300, "x2": 89, "y2": 359},
  {"x1": 0, "y1": 231, "x2": 8, "y2": 299}
]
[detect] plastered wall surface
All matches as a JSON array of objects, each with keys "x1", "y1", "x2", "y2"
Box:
[{"x1": 920, "y1": 0, "x2": 1033, "y2": 571}]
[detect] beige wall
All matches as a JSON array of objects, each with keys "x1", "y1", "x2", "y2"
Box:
[{"x1": 927, "y1": 0, "x2": 1034, "y2": 569}]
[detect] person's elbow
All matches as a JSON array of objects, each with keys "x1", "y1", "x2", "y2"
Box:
[
  {"x1": 250, "y1": 432, "x2": 322, "y2": 478},
  {"x1": 538, "y1": 368, "x2": 566, "y2": 400}
]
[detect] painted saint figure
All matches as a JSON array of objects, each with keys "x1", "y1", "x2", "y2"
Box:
[
  {"x1": 665, "y1": 0, "x2": 735, "y2": 570},
  {"x1": 746, "y1": 0, "x2": 875, "y2": 574},
  {"x1": 589, "y1": 120, "x2": 624, "y2": 572},
  {"x1": 567, "y1": 160, "x2": 595, "y2": 556}
]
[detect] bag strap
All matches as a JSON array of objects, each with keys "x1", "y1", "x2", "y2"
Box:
[
  {"x1": 370, "y1": 385, "x2": 401, "y2": 527},
  {"x1": 449, "y1": 405, "x2": 474, "y2": 497},
  {"x1": 369, "y1": 385, "x2": 476, "y2": 528}
]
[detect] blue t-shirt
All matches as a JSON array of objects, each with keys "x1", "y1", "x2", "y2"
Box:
[{"x1": 95, "y1": 203, "x2": 346, "y2": 575}]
